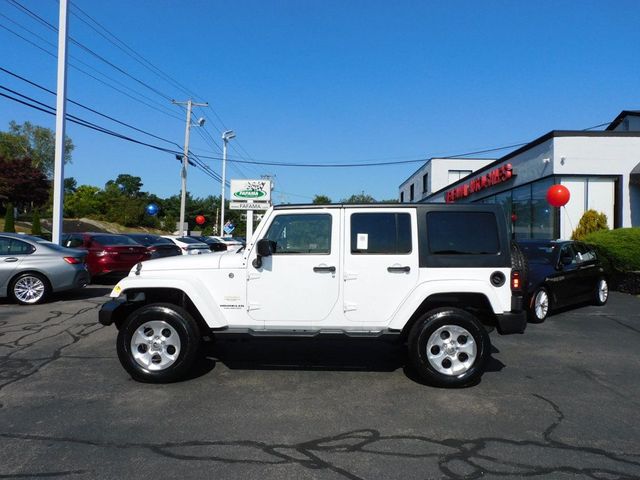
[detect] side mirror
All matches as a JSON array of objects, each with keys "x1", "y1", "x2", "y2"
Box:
[{"x1": 252, "y1": 239, "x2": 276, "y2": 268}]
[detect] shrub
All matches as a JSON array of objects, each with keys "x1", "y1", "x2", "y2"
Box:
[
  {"x1": 3, "y1": 203, "x2": 15, "y2": 232},
  {"x1": 31, "y1": 210, "x2": 42, "y2": 236},
  {"x1": 584, "y1": 228, "x2": 640, "y2": 272},
  {"x1": 571, "y1": 209, "x2": 609, "y2": 241}
]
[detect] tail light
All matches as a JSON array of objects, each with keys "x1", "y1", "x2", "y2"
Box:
[
  {"x1": 511, "y1": 270, "x2": 521, "y2": 291},
  {"x1": 63, "y1": 257, "x2": 82, "y2": 264}
]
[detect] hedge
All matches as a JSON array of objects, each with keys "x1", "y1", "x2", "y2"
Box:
[{"x1": 584, "y1": 228, "x2": 640, "y2": 272}]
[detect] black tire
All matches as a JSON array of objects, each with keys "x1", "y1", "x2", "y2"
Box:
[
  {"x1": 408, "y1": 307, "x2": 490, "y2": 387},
  {"x1": 511, "y1": 241, "x2": 529, "y2": 287},
  {"x1": 528, "y1": 287, "x2": 549, "y2": 323},
  {"x1": 9, "y1": 272, "x2": 50, "y2": 305},
  {"x1": 593, "y1": 278, "x2": 609, "y2": 306},
  {"x1": 117, "y1": 303, "x2": 201, "y2": 383}
]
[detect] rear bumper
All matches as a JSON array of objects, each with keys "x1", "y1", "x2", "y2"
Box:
[{"x1": 495, "y1": 310, "x2": 527, "y2": 334}]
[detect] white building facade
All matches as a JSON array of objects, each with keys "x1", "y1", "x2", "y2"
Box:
[
  {"x1": 399, "y1": 111, "x2": 640, "y2": 240},
  {"x1": 398, "y1": 158, "x2": 494, "y2": 203}
]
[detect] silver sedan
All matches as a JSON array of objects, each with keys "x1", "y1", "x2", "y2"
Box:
[{"x1": 0, "y1": 233, "x2": 90, "y2": 305}]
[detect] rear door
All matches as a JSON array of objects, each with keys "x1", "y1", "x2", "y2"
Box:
[
  {"x1": 0, "y1": 236, "x2": 24, "y2": 293},
  {"x1": 342, "y1": 208, "x2": 419, "y2": 324}
]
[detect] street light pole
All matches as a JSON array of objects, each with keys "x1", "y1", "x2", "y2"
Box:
[
  {"x1": 51, "y1": 0, "x2": 69, "y2": 244},
  {"x1": 220, "y1": 130, "x2": 235, "y2": 236},
  {"x1": 172, "y1": 99, "x2": 207, "y2": 235}
]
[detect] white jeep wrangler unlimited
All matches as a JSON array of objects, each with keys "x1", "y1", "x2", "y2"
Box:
[{"x1": 100, "y1": 203, "x2": 527, "y2": 387}]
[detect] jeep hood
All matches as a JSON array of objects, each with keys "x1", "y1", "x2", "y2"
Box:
[{"x1": 137, "y1": 250, "x2": 247, "y2": 272}]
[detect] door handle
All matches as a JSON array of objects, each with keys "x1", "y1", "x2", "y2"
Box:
[
  {"x1": 387, "y1": 266, "x2": 410, "y2": 273},
  {"x1": 4, "y1": 257, "x2": 19, "y2": 263},
  {"x1": 313, "y1": 266, "x2": 336, "y2": 273}
]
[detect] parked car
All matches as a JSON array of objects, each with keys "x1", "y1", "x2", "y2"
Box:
[
  {"x1": 188, "y1": 235, "x2": 228, "y2": 252},
  {"x1": 518, "y1": 240, "x2": 608, "y2": 323},
  {"x1": 124, "y1": 234, "x2": 182, "y2": 259},
  {"x1": 1, "y1": 233, "x2": 89, "y2": 305},
  {"x1": 208, "y1": 235, "x2": 245, "y2": 251},
  {"x1": 162, "y1": 236, "x2": 211, "y2": 255},
  {"x1": 62, "y1": 233, "x2": 149, "y2": 277}
]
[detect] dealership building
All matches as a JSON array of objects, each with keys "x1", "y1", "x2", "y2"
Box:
[{"x1": 399, "y1": 110, "x2": 640, "y2": 239}]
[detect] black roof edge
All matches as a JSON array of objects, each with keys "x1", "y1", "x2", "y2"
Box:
[
  {"x1": 426, "y1": 129, "x2": 640, "y2": 199},
  {"x1": 606, "y1": 110, "x2": 640, "y2": 131}
]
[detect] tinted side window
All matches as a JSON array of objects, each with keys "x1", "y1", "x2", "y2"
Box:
[
  {"x1": 0, "y1": 237, "x2": 11, "y2": 255},
  {"x1": 264, "y1": 214, "x2": 331, "y2": 254},
  {"x1": 9, "y1": 239, "x2": 35, "y2": 255},
  {"x1": 350, "y1": 213, "x2": 411, "y2": 254},
  {"x1": 575, "y1": 242, "x2": 597, "y2": 262},
  {"x1": 65, "y1": 235, "x2": 84, "y2": 248},
  {"x1": 427, "y1": 212, "x2": 499, "y2": 254}
]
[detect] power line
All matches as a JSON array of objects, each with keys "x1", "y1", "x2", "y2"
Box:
[
  {"x1": 68, "y1": 2, "x2": 201, "y2": 101},
  {"x1": 7, "y1": 0, "x2": 174, "y2": 102},
  {"x1": 0, "y1": 18, "x2": 185, "y2": 122},
  {"x1": 0, "y1": 66, "x2": 182, "y2": 149},
  {"x1": 0, "y1": 86, "x2": 221, "y2": 181}
]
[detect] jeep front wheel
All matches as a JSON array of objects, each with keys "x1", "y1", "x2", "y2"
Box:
[
  {"x1": 408, "y1": 308, "x2": 490, "y2": 387},
  {"x1": 117, "y1": 303, "x2": 201, "y2": 383}
]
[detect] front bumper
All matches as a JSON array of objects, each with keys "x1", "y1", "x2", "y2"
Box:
[{"x1": 98, "y1": 298, "x2": 138, "y2": 327}]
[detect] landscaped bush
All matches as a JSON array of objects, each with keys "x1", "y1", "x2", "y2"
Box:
[
  {"x1": 572, "y1": 209, "x2": 609, "y2": 241},
  {"x1": 3, "y1": 203, "x2": 15, "y2": 232},
  {"x1": 584, "y1": 228, "x2": 640, "y2": 272}
]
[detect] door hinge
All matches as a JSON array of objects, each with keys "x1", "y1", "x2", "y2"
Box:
[
  {"x1": 344, "y1": 271, "x2": 358, "y2": 281},
  {"x1": 247, "y1": 273, "x2": 261, "y2": 281},
  {"x1": 344, "y1": 302, "x2": 358, "y2": 312}
]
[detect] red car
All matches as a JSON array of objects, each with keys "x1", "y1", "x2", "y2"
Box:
[{"x1": 62, "y1": 233, "x2": 149, "y2": 277}]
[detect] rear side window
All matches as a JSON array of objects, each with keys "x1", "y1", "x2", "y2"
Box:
[
  {"x1": 0, "y1": 237, "x2": 35, "y2": 255},
  {"x1": 350, "y1": 213, "x2": 411, "y2": 254},
  {"x1": 426, "y1": 212, "x2": 499, "y2": 255}
]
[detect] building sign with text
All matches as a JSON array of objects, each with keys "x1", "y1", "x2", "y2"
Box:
[
  {"x1": 230, "y1": 179, "x2": 272, "y2": 210},
  {"x1": 445, "y1": 163, "x2": 515, "y2": 203}
]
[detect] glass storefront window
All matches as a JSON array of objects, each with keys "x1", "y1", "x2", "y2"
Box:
[{"x1": 531, "y1": 178, "x2": 557, "y2": 239}]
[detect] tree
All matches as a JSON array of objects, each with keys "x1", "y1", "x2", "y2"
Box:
[
  {"x1": 106, "y1": 174, "x2": 143, "y2": 197},
  {"x1": 65, "y1": 185, "x2": 102, "y2": 218},
  {"x1": 572, "y1": 210, "x2": 609, "y2": 241},
  {"x1": 64, "y1": 177, "x2": 78, "y2": 194},
  {"x1": 0, "y1": 155, "x2": 50, "y2": 208},
  {"x1": 3, "y1": 203, "x2": 15, "y2": 232},
  {"x1": 312, "y1": 194, "x2": 332, "y2": 204},
  {"x1": 31, "y1": 210, "x2": 42, "y2": 236},
  {"x1": 0, "y1": 121, "x2": 74, "y2": 177},
  {"x1": 341, "y1": 192, "x2": 376, "y2": 204}
]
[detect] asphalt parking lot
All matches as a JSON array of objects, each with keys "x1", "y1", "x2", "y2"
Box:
[{"x1": 1, "y1": 285, "x2": 639, "y2": 480}]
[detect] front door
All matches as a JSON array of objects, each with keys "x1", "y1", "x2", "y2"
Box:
[
  {"x1": 246, "y1": 210, "x2": 340, "y2": 327},
  {"x1": 342, "y1": 209, "x2": 419, "y2": 324}
]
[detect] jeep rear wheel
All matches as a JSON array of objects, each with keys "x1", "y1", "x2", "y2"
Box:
[
  {"x1": 117, "y1": 303, "x2": 201, "y2": 383},
  {"x1": 408, "y1": 308, "x2": 490, "y2": 387}
]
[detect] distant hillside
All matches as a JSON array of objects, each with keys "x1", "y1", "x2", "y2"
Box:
[{"x1": 1, "y1": 217, "x2": 167, "y2": 235}]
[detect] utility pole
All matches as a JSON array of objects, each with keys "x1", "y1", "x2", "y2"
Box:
[
  {"x1": 220, "y1": 130, "x2": 236, "y2": 236},
  {"x1": 52, "y1": 0, "x2": 69, "y2": 244},
  {"x1": 172, "y1": 99, "x2": 208, "y2": 235}
]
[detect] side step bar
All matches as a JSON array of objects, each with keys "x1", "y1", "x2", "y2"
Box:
[{"x1": 210, "y1": 327, "x2": 401, "y2": 340}]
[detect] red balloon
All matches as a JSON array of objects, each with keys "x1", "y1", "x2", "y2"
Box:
[
  {"x1": 511, "y1": 214, "x2": 517, "y2": 223},
  {"x1": 546, "y1": 185, "x2": 570, "y2": 207},
  {"x1": 195, "y1": 215, "x2": 206, "y2": 225}
]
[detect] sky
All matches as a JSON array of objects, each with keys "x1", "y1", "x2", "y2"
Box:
[{"x1": 1, "y1": 0, "x2": 639, "y2": 205}]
